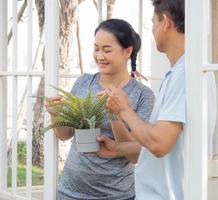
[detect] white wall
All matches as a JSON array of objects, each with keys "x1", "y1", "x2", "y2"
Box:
[{"x1": 150, "y1": 40, "x2": 170, "y2": 96}]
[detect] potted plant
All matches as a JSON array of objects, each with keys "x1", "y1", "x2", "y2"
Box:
[{"x1": 42, "y1": 87, "x2": 108, "y2": 153}]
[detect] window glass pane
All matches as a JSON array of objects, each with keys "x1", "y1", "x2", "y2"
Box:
[
  {"x1": 210, "y1": 71, "x2": 218, "y2": 159},
  {"x1": 207, "y1": 71, "x2": 218, "y2": 200},
  {"x1": 211, "y1": 0, "x2": 218, "y2": 64}
]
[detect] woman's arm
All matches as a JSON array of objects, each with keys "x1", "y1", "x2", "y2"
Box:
[
  {"x1": 53, "y1": 126, "x2": 75, "y2": 141},
  {"x1": 45, "y1": 96, "x2": 75, "y2": 141},
  {"x1": 96, "y1": 136, "x2": 141, "y2": 164}
]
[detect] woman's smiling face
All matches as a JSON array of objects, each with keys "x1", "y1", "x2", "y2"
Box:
[{"x1": 93, "y1": 29, "x2": 130, "y2": 76}]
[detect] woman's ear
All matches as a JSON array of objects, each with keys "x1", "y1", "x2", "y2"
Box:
[{"x1": 125, "y1": 46, "x2": 133, "y2": 59}]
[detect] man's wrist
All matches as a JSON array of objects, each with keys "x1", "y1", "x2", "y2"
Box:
[{"x1": 118, "y1": 107, "x2": 133, "y2": 120}]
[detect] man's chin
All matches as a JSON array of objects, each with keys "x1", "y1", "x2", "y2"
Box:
[{"x1": 157, "y1": 46, "x2": 164, "y2": 53}]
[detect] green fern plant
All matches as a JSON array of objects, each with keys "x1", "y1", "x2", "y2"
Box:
[{"x1": 42, "y1": 87, "x2": 108, "y2": 134}]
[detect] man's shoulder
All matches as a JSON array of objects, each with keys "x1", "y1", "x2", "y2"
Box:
[{"x1": 170, "y1": 61, "x2": 185, "y2": 85}]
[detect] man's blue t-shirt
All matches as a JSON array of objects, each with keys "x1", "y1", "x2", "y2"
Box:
[{"x1": 135, "y1": 55, "x2": 186, "y2": 200}]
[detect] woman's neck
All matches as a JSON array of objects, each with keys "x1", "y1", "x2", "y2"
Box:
[{"x1": 99, "y1": 72, "x2": 132, "y2": 89}]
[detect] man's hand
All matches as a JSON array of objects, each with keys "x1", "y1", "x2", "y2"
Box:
[
  {"x1": 96, "y1": 135, "x2": 119, "y2": 157},
  {"x1": 106, "y1": 85, "x2": 132, "y2": 116}
]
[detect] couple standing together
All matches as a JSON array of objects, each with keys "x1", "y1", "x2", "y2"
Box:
[{"x1": 46, "y1": 0, "x2": 185, "y2": 199}]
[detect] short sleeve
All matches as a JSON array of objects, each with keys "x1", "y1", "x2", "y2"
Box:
[
  {"x1": 70, "y1": 73, "x2": 93, "y2": 95},
  {"x1": 158, "y1": 68, "x2": 186, "y2": 123},
  {"x1": 136, "y1": 87, "x2": 155, "y2": 121}
]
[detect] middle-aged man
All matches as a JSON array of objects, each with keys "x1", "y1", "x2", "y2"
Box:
[{"x1": 97, "y1": 0, "x2": 185, "y2": 199}]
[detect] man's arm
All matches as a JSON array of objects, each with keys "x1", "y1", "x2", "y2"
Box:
[
  {"x1": 106, "y1": 86, "x2": 182, "y2": 157},
  {"x1": 111, "y1": 120, "x2": 136, "y2": 141},
  {"x1": 119, "y1": 108, "x2": 182, "y2": 157}
]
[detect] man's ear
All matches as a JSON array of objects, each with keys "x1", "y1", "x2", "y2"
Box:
[
  {"x1": 162, "y1": 14, "x2": 174, "y2": 31},
  {"x1": 125, "y1": 46, "x2": 133, "y2": 59}
]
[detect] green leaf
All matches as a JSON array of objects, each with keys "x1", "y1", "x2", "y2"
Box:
[{"x1": 41, "y1": 87, "x2": 108, "y2": 134}]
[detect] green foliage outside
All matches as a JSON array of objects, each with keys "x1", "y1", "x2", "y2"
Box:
[
  {"x1": 7, "y1": 164, "x2": 44, "y2": 187},
  {"x1": 7, "y1": 141, "x2": 44, "y2": 187},
  {"x1": 7, "y1": 141, "x2": 62, "y2": 187},
  {"x1": 17, "y1": 141, "x2": 26, "y2": 165}
]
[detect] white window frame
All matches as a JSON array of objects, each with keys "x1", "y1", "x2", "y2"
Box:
[
  {"x1": 185, "y1": 0, "x2": 218, "y2": 199},
  {"x1": 1, "y1": 0, "x2": 217, "y2": 199},
  {"x1": 0, "y1": 0, "x2": 8, "y2": 193},
  {"x1": 43, "y1": 0, "x2": 59, "y2": 199},
  {"x1": 0, "y1": 0, "x2": 60, "y2": 199}
]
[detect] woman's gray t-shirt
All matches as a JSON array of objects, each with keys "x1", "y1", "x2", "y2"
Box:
[{"x1": 58, "y1": 73, "x2": 155, "y2": 200}]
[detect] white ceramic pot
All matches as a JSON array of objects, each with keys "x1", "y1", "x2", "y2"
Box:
[{"x1": 75, "y1": 128, "x2": 100, "y2": 152}]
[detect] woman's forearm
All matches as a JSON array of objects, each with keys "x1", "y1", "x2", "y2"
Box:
[{"x1": 53, "y1": 127, "x2": 75, "y2": 141}]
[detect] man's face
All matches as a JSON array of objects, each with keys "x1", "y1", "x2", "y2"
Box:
[{"x1": 152, "y1": 12, "x2": 165, "y2": 52}]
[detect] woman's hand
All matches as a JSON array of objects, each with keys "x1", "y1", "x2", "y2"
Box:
[
  {"x1": 45, "y1": 96, "x2": 64, "y2": 118},
  {"x1": 45, "y1": 96, "x2": 75, "y2": 140},
  {"x1": 96, "y1": 135, "x2": 119, "y2": 157},
  {"x1": 96, "y1": 135, "x2": 141, "y2": 163}
]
